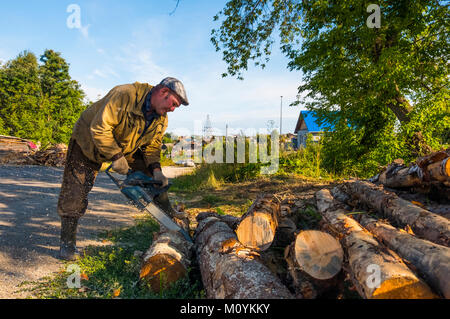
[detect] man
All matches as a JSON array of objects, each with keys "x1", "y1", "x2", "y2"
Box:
[{"x1": 57, "y1": 77, "x2": 189, "y2": 261}]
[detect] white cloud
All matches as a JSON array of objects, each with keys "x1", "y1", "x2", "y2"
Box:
[
  {"x1": 81, "y1": 85, "x2": 108, "y2": 103},
  {"x1": 115, "y1": 47, "x2": 168, "y2": 82},
  {"x1": 90, "y1": 67, "x2": 120, "y2": 79}
]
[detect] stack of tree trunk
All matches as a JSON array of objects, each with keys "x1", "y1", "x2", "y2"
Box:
[
  {"x1": 370, "y1": 148, "x2": 450, "y2": 201},
  {"x1": 315, "y1": 189, "x2": 441, "y2": 299},
  {"x1": 194, "y1": 212, "x2": 294, "y2": 298},
  {"x1": 333, "y1": 180, "x2": 450, "y2": 246},
  {"x1": 0, "y1": 135, "x2": 37, "y2": 165},
  {"x1": 28, "y1": 143, "x2": 68, "y2": 167},
  {"x1": 318, "y1": 173, "x2": 450, "y2": 298},
  {"x1": 192, "y1": 185, "x2": 448, "y2": 298},
  {"x1": 193, "y1": 194, "x2": 347, "y2": 299},
  {"x1": 138, "y1": 163, "x2": 449, "y2": 299},
  {"x1": 0, "y1": 137, "x2": 68, "y2": 167}
]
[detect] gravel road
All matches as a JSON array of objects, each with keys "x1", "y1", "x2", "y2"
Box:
[{"x1": 0, "y1": 165, "x2": 194, "y2": 298}]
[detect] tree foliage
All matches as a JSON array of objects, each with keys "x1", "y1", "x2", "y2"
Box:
[
  {"x1": 0, "y1": 50, "x2": 88, "y2": 146},
  {"x1": 212, "y1": 0, "x2": 449, "y2": 174}
]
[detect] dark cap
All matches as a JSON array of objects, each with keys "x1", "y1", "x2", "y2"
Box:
[{"x1": 160, "y1": 77, "x2": 189, "y2": 106}]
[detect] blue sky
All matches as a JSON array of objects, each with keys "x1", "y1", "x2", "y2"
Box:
[{"x1": 0, "y1": 0, "x2": 305, "y2": 135}]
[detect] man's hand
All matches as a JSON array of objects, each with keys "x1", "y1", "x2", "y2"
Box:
[
  {"x1": 111, "y1": 156, "x2": 130, "y2": 175},
  {"x1": 153, "y1": 169, "x2": 169, "y2": 187}
]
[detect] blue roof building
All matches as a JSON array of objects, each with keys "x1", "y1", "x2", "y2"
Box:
[{"x1": 293, "y1": 111, "x2": 334, "y2": 148}]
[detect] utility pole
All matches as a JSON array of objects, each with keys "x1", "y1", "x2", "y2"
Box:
[{"x1": 280, "y1": 96, "x2": 283, "y2": 136}]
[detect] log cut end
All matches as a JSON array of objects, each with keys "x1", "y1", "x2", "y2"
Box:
[
  {"x1": 236, "y1": 212, "x2": 277, "y2": 250},
  {"x1": 372, "y1": 276, "x2": 438, "y2": 299},
  {"x1": 294, "y1": 230, "x2": 343, "y2": 280},
  {"x1": 427, "y1": 158, "x2": 450, "y2": 182},
  {"x1": 139, "y1": 230, "x2": 192, "y2": 293},
  {"x1": 139, "y1": 254, "x2": 187, "y2": 293}
]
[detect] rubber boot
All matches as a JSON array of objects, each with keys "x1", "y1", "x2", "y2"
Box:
[{"x1": 59, "y1": 217, "x2": 80, "y2": 261}]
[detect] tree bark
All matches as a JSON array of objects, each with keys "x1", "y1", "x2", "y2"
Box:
[
  {"x1": 377, "y1": 163, "x2": 422, "y2": 188},
  {"x1": 194, "y1": 214, "x2": 293, "y2": 299},
  {"x1": 315, "y1": 189, "x2": 438, "y2": 299},
  {"x1": 196, "y1": 211, "x2": 240, "y2": 230},
  {"x1": 359, "y1": 215, "x2": 450, "y2": 298},
  {"x1": 235, "y1": 194, "x2": 281, "y2": 251},
  {"x1": 335, "y1": 180, "x2": 450, "y2": 246},
  {"x1": 139, "y1": 229, "x2": 193, "y2": 293}
]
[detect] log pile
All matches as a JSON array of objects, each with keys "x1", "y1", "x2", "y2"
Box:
[
  {"x1": 194, "y1": 213, "x2": 294, "y2": 299},
  {"x1": 333, "y1": 180, "x2": 450, "y2": 246},
  {"x1": 315, "y1": 189, "x2": 438, "y2": 299},
  {"x1": 136, "y1": 151, "x2": 449, "y2": 299},
  {"x1": 0, "y1": 135, "x2": 38, "y2": 165},
  {"x1": 0, "y1": 136, "x2": 67, "y2": 167},
  {"x1": 315, "y1": 175, "x2": 449, "y2": 298},
  {"x1": 370, "y1": 148, "x2": 450, "y2": 201},
  {"x1": 27, "y1": 144, "x2": 68, "y2": 167}
]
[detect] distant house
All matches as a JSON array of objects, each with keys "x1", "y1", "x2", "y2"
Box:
[{"x1": 293, "y1": 111, "x2": 334, "y2": 148}]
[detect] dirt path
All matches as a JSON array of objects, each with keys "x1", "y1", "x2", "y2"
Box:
[{"x1": 0, "y1": 165, "x2": 193, "y2": 299}]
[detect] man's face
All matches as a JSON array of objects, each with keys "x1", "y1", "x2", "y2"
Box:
[{"x1": 151, "y1": 87, "x2": 181, "y2": 116}]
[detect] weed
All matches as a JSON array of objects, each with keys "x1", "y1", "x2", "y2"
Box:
[{"x1": 18, "y1": 216, "x2": 204, "y2": 299}]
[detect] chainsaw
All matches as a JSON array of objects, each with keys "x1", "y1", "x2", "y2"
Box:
[{"x1": 105, "y1": 164, "x2": 192, "y2": 243}]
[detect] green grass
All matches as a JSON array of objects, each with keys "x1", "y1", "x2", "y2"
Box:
[
  {"x1": 200, "y1": 194, "x2": 222, "y2": 206},
  {"x1": 295, "y1": 205, "x2": 323, "y2": 230},
  {"x1": 18, "y1": 216, "x2": 205, "y2": 299}
]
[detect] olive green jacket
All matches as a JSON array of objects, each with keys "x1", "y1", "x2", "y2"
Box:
[{"x1": 72, "y1": 82, "x2": 168, "y2": 166}]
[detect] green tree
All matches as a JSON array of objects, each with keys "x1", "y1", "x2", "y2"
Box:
[
  {"x1": 0, "y1": 51, "x2": 44, "y2": 141},
  {"x1": 39, "y1": 49, "x2": 87, "y2": 145},
  {"x1": 0, "y1": 50, "x2": 88, "y2": 146},
  {"x1": 211, "y1": 0, "x2": 449, "y2": 173}
]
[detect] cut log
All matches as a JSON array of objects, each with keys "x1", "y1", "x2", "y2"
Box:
[
  {"x1": 194, "y1": 214, "x2": 293, "y2": 299},
  {"x1": 139, "y1": 212, "x2": 192, "y2": 293},
  {"x1": 139, "y1": 229, "x2": 193, "y2": 293},
  {"x1": 359, "y1": 215, "x2": 450, "y2": 298},
  {"x1": 294, "y1": 230, "x2": 343, "y2": 280},
  {"x1": 335, "y1": 180, "x2": 450, "y2": 246},
  {"x1": 284, "y1": 230, "x2": 343, "y2": 299},
  {"x1": 426, "y1": 157, "x2": 450, "y2": 183},
  {"x1": 416, "y1": 149, "x2": 450, "y2": 183},
  {"x1": 235, "y1": 194, "x2": 281, "y2": 251},
  {"x1": 315, "y1": 189, "x2": 438, "y2": 299},
  {"x1": 378, "y1": 163, "x2": 422, "y2": 188}
]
